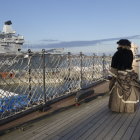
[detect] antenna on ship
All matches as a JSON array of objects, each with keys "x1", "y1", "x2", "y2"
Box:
[{"x1": 2, "y1": 20, "x2": 16, "y2": 34}]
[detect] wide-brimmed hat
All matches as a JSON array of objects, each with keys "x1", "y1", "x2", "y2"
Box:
[{"x1": 117, "y1": 39, "x2": 131, "y2": 47}]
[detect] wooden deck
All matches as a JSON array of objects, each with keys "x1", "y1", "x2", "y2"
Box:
[{"x1": 1, "y1": 94, "x2": 140, "y2": 140}]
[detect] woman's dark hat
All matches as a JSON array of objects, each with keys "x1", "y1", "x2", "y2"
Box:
[{"x1": 117, "y1": 39, "x2": 131, "y2": 47}]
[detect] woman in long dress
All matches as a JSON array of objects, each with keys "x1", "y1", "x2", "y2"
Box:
[{"x1": 109, "y1": 39, "x2": 140, "y2": 113}]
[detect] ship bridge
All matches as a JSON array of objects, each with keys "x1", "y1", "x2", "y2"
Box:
[{"x1": 0, "y1": 20, "x2": 24, "y2": 53}]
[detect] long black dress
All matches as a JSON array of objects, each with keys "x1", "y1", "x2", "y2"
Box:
[{"x1": 109, "y1": 47, "x2": 140, "y2": 113}]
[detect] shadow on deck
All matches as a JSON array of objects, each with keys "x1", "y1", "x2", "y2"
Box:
[{"x1": 0, "y1": 82, "x2": 140, "y2": 140}]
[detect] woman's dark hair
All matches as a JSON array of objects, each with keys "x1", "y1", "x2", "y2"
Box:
[{"x1": 117, "y1": 39, "x2": 131, "y2": 47}]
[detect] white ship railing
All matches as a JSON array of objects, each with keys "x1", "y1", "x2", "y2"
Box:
[{"x1": 0, "y1": 50, "x2": 111, "y2": 121}]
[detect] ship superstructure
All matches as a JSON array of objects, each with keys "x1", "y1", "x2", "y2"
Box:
[{"x1": 0, "y1": 20, "x2": 24, "y2": 53}]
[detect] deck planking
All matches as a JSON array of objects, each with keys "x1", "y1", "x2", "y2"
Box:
[{"x1": 1, "y1": 95, "x2": 140, "y2": 140}]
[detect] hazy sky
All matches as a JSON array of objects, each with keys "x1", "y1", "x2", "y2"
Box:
[{"x1": 0, "y1": 0, "x2": 140, "y2": 53}]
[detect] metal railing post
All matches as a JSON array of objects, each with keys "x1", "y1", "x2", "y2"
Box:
[
  {"x1": 68, "y1": 52, "x2": 71, "y2": 78},
  {"x1": 28, "y1": 49, "x2": 32, "y2": 99},
  {"x1": 67, "y1": 52, "x2": 71, "y2": 91},
  {"x1": 80, "y1": 52, "x2": 83, "y2": 88},
  {"x1": 42, "y1": 49, "x2": 46, "y2": 104},
  {"x1": 92, "y1": 53, "x2": 96, "y2": 79},
  {"x1": 102, "y1": 53, "x2": 105, "y2": 77}
]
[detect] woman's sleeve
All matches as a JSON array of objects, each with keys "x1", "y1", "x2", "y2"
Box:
[
  {"x1": 111, "y1": 51, "x2": 119, "y2": 69},
  {"x1": 129, "y1": 50, "x2": 133, "y2": 69}
]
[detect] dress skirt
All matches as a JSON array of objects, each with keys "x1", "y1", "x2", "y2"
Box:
[{"x1": 109, "y1": 70, "x2": 140, "y2": 113}]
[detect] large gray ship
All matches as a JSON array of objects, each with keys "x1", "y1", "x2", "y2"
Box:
[{"x1": 0, "y1": 20, "x2": 24, "y2": 53}]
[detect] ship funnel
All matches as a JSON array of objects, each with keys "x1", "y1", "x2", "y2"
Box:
[
  {"x1": 5, "y1": 20, "x2": 12, "y2": 25},
  {"x1": 2, "y1": 20, "x2": 16, "y2": 34}
]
